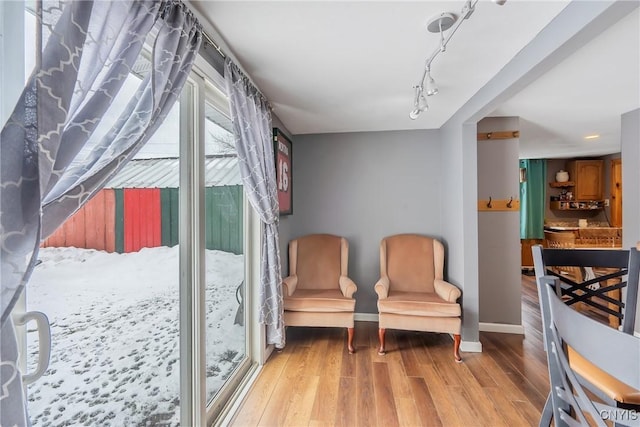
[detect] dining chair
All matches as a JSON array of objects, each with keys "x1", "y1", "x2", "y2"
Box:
[
  {"x1": 543, "y1": 231, "x2": 582, "y2": 284},
  {"x1": 538, "y1": 274, "x2": 640, "y2": 427},
  {"x1": 533, "y1": 244, "x2": 640, "y2": 426}
]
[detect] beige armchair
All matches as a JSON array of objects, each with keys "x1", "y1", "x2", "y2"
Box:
[
  {"x1": 282, "y1": 234, "x2": 358, "y2": 353},
  {"x1": 375, "y1": 234, "x2": 462, "y2": 361}
]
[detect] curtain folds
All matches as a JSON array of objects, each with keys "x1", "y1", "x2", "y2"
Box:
[
  {"x1": 224, "y1": 58, "x2": 285, "y2": 348},
  {"x1": 0, "y1": 1, "x2": 201, "y2": 425},
  {"x1": 520, "y1": 159, "x2": 547, "y2": 239}
]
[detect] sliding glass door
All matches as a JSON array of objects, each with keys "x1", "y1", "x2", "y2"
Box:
[{"x1": 8, "y1": 4, "x2": 259, "y2": 424}]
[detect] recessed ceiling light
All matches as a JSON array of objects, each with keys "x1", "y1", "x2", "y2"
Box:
[{"x1": 584, "y1": 134, "x2": 600, "y2": 140}]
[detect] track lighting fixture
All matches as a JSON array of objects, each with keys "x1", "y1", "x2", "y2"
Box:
[{"x1": 409, "y1": 0, "x2": 507, "y2": 120}]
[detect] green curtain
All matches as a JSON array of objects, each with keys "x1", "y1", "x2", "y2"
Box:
[{"x1": 520, "y1": 159, "x2": 547, "y2": 239}]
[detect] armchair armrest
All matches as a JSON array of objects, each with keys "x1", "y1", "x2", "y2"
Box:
[
  {"x1": 434, "y1": 279, "x2": 461, "y2": 303},
  {"x1": 282, "y1": 275, "x2": 298, "y2": 296},
  {"x1": 339, "y1": 276, "x2": 357, "y2": 298},
  {"x1": 374, "y1": 276, "x2": 390, "y2": 299}
]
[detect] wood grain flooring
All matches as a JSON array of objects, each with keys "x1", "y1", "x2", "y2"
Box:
[{"x1": 230, "y1": 275, "x2": 554, "y2": 427}]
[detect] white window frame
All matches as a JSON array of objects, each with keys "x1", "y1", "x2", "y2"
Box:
[{"x1": 183, "y1": 55, "x2": 265, "y2": 426}]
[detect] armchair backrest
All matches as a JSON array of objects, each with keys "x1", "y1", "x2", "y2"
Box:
[
  {"x1": 289, "y1": 234, "x2": 347, "y2": 290},
  {"x1": 381, "y1": 234, "x2": 444, "y2": 293}
]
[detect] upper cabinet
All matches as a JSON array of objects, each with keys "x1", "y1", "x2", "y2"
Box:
[{"x1": 567, "y1": 159, "x2": 603, "y2": 201}]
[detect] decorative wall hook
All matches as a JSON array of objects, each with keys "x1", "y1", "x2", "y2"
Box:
[{"x1": 478, "y1": 197, "x2": 520, "y2": 211}]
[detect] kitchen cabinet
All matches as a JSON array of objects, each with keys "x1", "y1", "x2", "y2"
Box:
[{"x1": 566, "y1": 159, "x2": 603, "y2": 201}]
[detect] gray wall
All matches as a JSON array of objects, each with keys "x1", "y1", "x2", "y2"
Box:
[
  {"x1": 439, "y1": 122, "x2": 478, "y2": 343},
  {"x1": 279, "y1": 130, "x2": 442, "y2": 314},
  {"x1": 620, "y1": 109, "x2": 640, "y2": 334},
  {"x1": 477, "y1": 117, "x2": 521, "y2": 325}
]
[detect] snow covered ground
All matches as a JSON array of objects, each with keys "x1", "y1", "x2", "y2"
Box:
[{"x1": 26, "y1": 246, "x2": 244, "y2": 426}]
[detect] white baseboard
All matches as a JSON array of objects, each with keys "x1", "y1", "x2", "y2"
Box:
[
  {"x1": 635, "y1": 330, "x2": 640, "y2": 339},
  {"x1": 460, "y1": 340, "x2": 483, "y2": 353},
  {"x1": 354, "y1": 313, "x2": 379, "y2": 322},
  {"x1": 479, "y1": 322, "x2": 525, "y2": 335}
]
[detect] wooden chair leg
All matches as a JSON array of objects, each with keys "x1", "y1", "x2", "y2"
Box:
[
  {"x1": 378, "y1": 328, "x2": 386, "y2": 355},
  {"x1": 347, "y1": 327, "x2": 355, "y2": 354},
  {"x1": 454, "y1": 334, "x2": 462, "y2": 362}
]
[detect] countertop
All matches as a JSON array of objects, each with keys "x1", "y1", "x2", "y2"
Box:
[{"x1": 544, "y1": 226, "x2": 621, "y2": 231}]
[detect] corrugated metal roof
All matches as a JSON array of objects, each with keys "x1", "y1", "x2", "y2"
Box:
[{"x1": 106, "y1": 156, "x2": 242, "y2": 188}]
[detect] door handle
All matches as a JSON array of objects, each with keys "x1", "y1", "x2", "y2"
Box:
[{"x1": 13, "y1": 311, "x2": 51, "y2": 385}]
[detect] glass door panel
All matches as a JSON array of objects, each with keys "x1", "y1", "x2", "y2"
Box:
[
  {"x1": 203, "y1": 96, "x2": 248, "y2": 405},
  {"x1": 27, "y1": 74, "x2": 182, "y2": 426}
]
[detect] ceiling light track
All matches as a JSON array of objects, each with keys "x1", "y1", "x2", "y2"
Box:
[{"x1": 410, "y1": 0, "x2": 507, "y2": 120}]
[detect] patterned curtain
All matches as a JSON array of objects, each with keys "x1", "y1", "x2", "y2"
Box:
[
  {"x1": 224, "y1": 58, "x2": 285, "y2": 348},
  {"x1": 520, "y1": 159, "x2": 547, "y2": 239},
  {"x1": 0, "y1": 1, "x2": 201, "y2": 425}
]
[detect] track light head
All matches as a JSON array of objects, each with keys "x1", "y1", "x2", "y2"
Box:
[
  {"x1": 409, "y1": 86, "x2": 428, "y2": 119},
  {"x1": 425, "y1": 71, "x2": 438, "y2": 96},
  {"x1": 492, "y1": 0, "x2": 507, "y2": 5}
]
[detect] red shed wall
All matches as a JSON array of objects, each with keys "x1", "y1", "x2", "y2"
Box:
[
  {"x1": 42, "y1": 189, "x2": 116, "y2": 252},
  {"x1": 123, "y1": 188, "x2": 161, "y2": 253}
]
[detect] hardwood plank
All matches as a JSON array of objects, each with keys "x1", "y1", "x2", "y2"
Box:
[
  {"x1": 310, "y1": 329, "x2": 342, "y2": 424},
  {"x1": 256, "y1": 345, "x2": 310, "y2": 426},
  {"x1": 334, "y1": 377, "x2": 356, "y2": 427},
  {"x1": 372, "y1": 362, "x2": 399, "y2": 426},
  {"x1": 408, "y1": 377, "x2": 442, "y2": 427},
  {"x1": 481, "y1": 334, "x2": 548, "y2": 409},
  {"x1": 463, "y1": 353, "x2": 499, "y2": 388},
  {"x1": 397, "y1": 332, "x2": 422, "y2": 377},
  {"x1": 396, "y1": 397, "x2": 423, "y2": 427},
  {"x1": 282, "y1": 375, "x2": 320, "y2": 426},
  {"x1": 447, "y1": 385, "x2": 499, "y2": 427},
  {"x1": 356, "y1": 345, "x2": 376, "y2": 427},
  {"x1": 304, "y1": 328, "x2": 330, "y2": 376},
  {"x1": 484, "y1": 386, "x2": 536, "y2": 427},
  {"x1": 419, "y1": 364, "x2": 464, "y2": 426},
  {"x1": 230, "y1": 351, "x2": 290, "y2": 426}
]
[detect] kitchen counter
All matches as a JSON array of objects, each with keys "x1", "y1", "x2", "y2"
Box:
[{"x1": 544, "y1": 226, "x2": 621, "y2": 232}]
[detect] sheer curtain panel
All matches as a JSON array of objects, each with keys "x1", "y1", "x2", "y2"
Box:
[
  {"x1": 0, "y1": 1, "x2": 201, "y2": 425},
  {"x1": 224, "y1": 58, "x2": 285, "y2": 348}
]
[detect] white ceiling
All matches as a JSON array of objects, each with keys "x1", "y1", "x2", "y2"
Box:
[{"x1": 190, "y1": 1, "x2": 640, "y2": 159}]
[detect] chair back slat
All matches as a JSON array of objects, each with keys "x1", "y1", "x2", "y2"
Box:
[{"x1": 540, "y1": 279, "x2": 640, "y2": 426}]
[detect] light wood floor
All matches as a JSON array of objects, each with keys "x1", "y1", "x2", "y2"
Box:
[{"x1": 230, "y1": 275, "x2": 551, "y2": 426}]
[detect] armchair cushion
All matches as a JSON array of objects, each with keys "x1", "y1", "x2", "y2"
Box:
[
  {"x1": 284, "y1": 289, "x2": 356, "y2": 313},
  {"x1": 385, "y1": 234, "x2": 436, "y2": 293},
  {"x1": 296, "y1": 234, "x2": 341, "y2": 289},
  {"x1": 377, "y1": 291, "x2": 461, "y2": 317}
]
